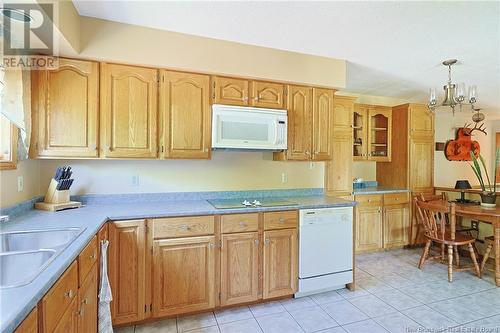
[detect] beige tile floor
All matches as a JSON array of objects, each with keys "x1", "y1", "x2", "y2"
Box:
[{"x1": 115, "y1": 248, "x2": 500, "y2": 333}]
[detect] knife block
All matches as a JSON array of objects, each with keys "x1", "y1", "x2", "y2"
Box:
[{"x1": 35, "y1": 179, "x2": 82, "y2": 212}]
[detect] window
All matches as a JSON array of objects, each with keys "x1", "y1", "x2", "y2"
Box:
[{"x1": 0, "y1": 113, "x2": 18, "y2": 170}]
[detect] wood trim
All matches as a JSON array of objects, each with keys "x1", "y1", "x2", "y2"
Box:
[{"x1": 0, "y1": 121, "x2": 18, "y2": 170}]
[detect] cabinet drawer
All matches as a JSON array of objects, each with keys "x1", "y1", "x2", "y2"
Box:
[
  {"x1": 153, "y1": 216, "x2": 215, "y2": 238},
  {"x1": 221, "y1": 213, "x2": 259, "y2": 233},
  {"x1": 264, "y1": 211, "x2": 298, "y2": 230},
  {"x1": 78, "y1": 235, "x2": 97, "y2": 286},
  {"x1": 355, "y1": 194, "x2": 382, "y2": 206},
  {"x1": 384, "y1": 193, "x2": 409, "y2": 205},
  {"x1": 41, "y1": 261, "x2": 78, "y2": 332}
]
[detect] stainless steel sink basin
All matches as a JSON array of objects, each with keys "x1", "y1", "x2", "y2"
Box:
[
  {"x1": 0, "y1": 249, "x2": 56, "y2": 288},
  {"x1": 0, "y1": 227, "x2": 85, "y2": 288},
  {"x1": 0, "y1": 228, "x2": 83, "y2": 253}
]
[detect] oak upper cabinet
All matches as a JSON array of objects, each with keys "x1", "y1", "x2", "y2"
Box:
[
  {"x1": 100, "y1": 63, "x2": 158, "y2": 158},
  {"x1": 220, "y1": 232, "x2": 260, "y2": 306},
  {"x1": 409, "y1": 136, "x2": 434, "y2": 193},
  {"x1": 212, "y1": 76, "x2": 249, "y2": 106},
  {"x1": 325, "y1": 96, "x2": 356, "y2": 197},
  {"x1": 285, "y1": 85, "x2": 313, "y2": 160},
  {"x1": 263, "y1": 228, "x2": 298, "y2": 298},
  {"x1": 367, "y1": 107, "x2": 392, "y2": 162},
  {"x1": 325, "y1": 132, "x2": 353, "y2": 196},
  {"x1": 312, "y1": 88, "x2": 334, "y2": 161},
  {"x1": 108, "y1": 220, "x2": 148, "y2": 325},
  {"x1": 152, "y1": 235, "x2": 216, "y2": 317},
  {"x1": 355, "y1": 195, "x2": 383, "y2": 253},
  {"x1": 410, "y1": 104, "x2": 434, "y2": 137},
  {"x1": 353, "y1": 105, "x2": 368, "y2": 160},
  {"x1": 250, "y1": 81, "x2": 286, "y2": 109},
  {"x1": 160, "y1": 70, "x2": 211, "y2": 159},
  {"x1": 31, "y1": 58, "x2": 98, "y2": 158}
]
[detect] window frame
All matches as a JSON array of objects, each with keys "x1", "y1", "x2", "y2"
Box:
[{"x1": 0, "y1": 121, "x2": 18, "y2": 170}]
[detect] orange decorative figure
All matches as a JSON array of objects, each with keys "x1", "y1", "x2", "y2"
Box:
[{"x1": 445, "y1": 123, "x2": 486, "y2": 161}]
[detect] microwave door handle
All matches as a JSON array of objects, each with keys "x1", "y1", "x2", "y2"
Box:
[{"x1": 274, "y1": 120, "x2": 279, "y2": 144}]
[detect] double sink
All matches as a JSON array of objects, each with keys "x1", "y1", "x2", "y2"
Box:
[{"x1": 0, "y1": 227, "x2": 85, "y2": 289}]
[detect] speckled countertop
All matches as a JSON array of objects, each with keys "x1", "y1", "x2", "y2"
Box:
[
  {"x1": 353, "y1": 187, "x2": 410, "y2": 195},
  {"x1": 0, "y1": 194, "x2": 355, "y2": 333}
]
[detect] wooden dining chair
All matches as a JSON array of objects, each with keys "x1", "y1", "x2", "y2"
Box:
[
  {"x1": 481, "y1": 236, "x2": 495, "y2": 273},
  {"x1": 414, "y1": 199, "x2": 481, "y2": 282}
]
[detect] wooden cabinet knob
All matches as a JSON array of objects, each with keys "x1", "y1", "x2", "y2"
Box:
[
  {"x1": 239, "y1": 221, "x2": 248, "y2": 227},
  {"x1": 278, "y1": 218, "x2": 285, "y2": 223},
  {"x1": 65, "y1": 290, "x2": 74, "y2": 298}
]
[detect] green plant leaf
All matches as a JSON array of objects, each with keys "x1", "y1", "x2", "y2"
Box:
[
  {"x1": 479, "y1": 154, "x2": 492, "y2": 192},
  {"x1": 470, "y1": 151, "x2": 485, "y2": 191}
]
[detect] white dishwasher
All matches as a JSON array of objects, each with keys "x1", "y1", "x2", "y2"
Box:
[{"x1": 295, "y1": 207, "x2": 353, "y2": 297}]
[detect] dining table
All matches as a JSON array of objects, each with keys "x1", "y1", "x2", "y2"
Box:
[{"x1": 432, "y1": 200, "x2": 500, "y2": 286}]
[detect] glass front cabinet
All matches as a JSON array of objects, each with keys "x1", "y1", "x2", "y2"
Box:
[{"x1": 353, "y1": 104, "x2": 392, "y2": 162}]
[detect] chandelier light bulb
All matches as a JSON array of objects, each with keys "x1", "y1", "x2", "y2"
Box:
[
  {"x1": 469, "y1": 85, "x2": 477, "y2": 104},
  {"x1": 456, "y1": 83, "x2": 465, "y2": 101},
  {"x1": 429, "y1": 88, "x2": 436, "y2": 103}
]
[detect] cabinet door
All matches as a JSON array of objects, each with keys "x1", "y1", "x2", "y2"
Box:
[
  {"x1": 108, "y1": 220, "x2": 147, "y2": 325},
  {"x1": 220, "y1": 232, "x2": 260, "y2": 306},
  {"x1": 100, "y1": 63, "x2": 158, "y2": 158},
  {"x1": 409, "y1": 136, "x2": 434, "y2": 193},
  {"x1": 213, "y1": 76, "x2": 249, "y2": 106},
  {"x1": 355, "y1": 206, "x2": 383, "y2": 252},
  {"x1": 77, "y1": 264, "x2": 98, "y2": 333},
  {"x1": 286, "y1": 85, "x2": 312, "y2": 161},
  {"x1": 250, "y1": 81, "x2": 286, "y2": 109},
  {"x1": 410, "y1": 104, "x2": 434, "y2": 137},
  {"x1": 263, "y1": 229, "x2": 298, "y2": 299},
  {"x1": 312, "y1": 88, "x2": 333, "y2": 161},
  {"x1": 152, "y1": 236, "x2": 216, "y2": 317},
  {"x1": 53, "y1": 298, "x2": 78, "y2": 333},
  {"x1": 325, "y1": 130, "x2": 353, "y2": 195},
  {"x1": 32, "y1": 58, "x2": 98, "y2": 158},
  {"x1": 333, "y1": 96, "x2": 355, "y2": 130},
  {"x1": 367, "y1": 107, "x2": 392, "y2": 162},
  {"x1": 14, "y1": 308, "x2": 37, "y2": 333},
  {"x1": 353, "y1": 105, "x2": 368, "y2": 160},
  {"x1": 160, "y1": 70, "x2": 211, "y2": 159},
  {"x1": 383, "y1": 205, "x2": 409, "y2": 248}
]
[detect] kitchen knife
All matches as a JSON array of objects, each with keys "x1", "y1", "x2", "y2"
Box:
[{"x1": 66, "y1": 179, "x2": 74, "y2": 190}]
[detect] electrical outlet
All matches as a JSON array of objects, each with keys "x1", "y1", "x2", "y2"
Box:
[
  {"x1": 281, "y1": 172, "x2": 288, "y2": 184},
  {"x1": 131, "y1": 174, "x2": 140, "y2": 187},
  {"x1": 17, "y1": 176, "x2": 23, "y2": 192},
  {"x1": 471, "y1": 220, "x2": 479, "y2": 231}
]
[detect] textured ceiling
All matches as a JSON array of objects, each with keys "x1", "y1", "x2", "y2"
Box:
[{"x1": 73, "y1": 1, "x2": 500, "y2": 114}]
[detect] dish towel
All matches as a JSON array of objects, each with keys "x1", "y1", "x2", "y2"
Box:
[{"x1": 98, "y1": 240, "x2": 114, "y2": 333}]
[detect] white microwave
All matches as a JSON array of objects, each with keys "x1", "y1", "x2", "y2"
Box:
[{"x1": 211, "y1": 104, "x2": 287, "y2": 150}]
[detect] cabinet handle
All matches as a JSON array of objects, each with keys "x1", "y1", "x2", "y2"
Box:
[
  {"x1": 90, "y1": 144, "x2": 97, "y2": 151},
  {"x1": 265, "y1": 239, "x2": 270, "y2": 245},
  {"x1": 179, "y1": 224, "x2": 191, "y2": 231},
  {"x1": 367, "y1": 199, "x2": 371, "y2": 203},
  {"x1": 305, "y1": 151, "x2": 310, "y2": 155},
  {"x1": 90, "y1": 251, "x2": 97, "y2": 260},
  {"x1": 243, "y1": 96, "x2": 248, "y2": 102},
  {"x1": 254, "y1": 239, "x2": 259, "y2": 245},
  {"x1": 254, "y1": 97, "x2": 259, "y2": 101},
  {"x1": 78, "y1": 308, "x2": 84, "y2": 317},
  {"x1": 209, "y1": 242, "x2": 215, "y2": 248},
  {"x1": 239, "y1": 221, "x2": 248, "y2": 227},
  {"x1": 204, "y1": 148, "x2": 209, "y2": 152},
  {"x1": 65, "y1": 290, "x2": 74, "y2": 298},
  {"x1": 81, "y1": 297, "x2": 89, "y2": 305},
  {"x1": 278, "y1": 218, "x2": 286, "y2": 223}
]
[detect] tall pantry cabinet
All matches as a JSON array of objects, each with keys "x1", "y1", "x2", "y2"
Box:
[
  {"x1": 376, "y1": 103, "x2": 434, "y2": 245},
  {"x1": 325, "y1": 96, "x2": 357, "y2": 198}
]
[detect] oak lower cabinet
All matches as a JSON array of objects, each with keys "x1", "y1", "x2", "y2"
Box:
[
  {"x1": 355, "y1": 193, "x2": 410, "y2": 253},
  {"x1": 14, "y1": 308, "x2": 37, "y2": 333},
  {"x1": 108, "y1": 220, "x2": 148, "y2": 325},
  {"x1": 355, "y1": 203, "x2": 383, "y2": 253},
  {"x1": 152, "y1": 235, "x2": 216, "y2": 317},
  {"x1": 38, "y1": 237, "x2": 99, "y2": 333},
  {"x1": 383, "y1": 204, "x2": 409, "y2": 248}
]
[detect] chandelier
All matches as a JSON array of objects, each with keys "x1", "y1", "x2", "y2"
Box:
[{"x1": 428, "y1": 59, "x2": 478, "y2": 116}]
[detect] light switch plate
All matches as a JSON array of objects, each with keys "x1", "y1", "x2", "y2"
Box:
[{"x1": 17, "y1": 176, "x2": 23, "y2": 192}]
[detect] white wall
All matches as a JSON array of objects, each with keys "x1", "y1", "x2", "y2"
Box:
[
  {"x1": 38, "y1": 152, "x2": 325, "y2": 196},
  {"x1": 434, "y1": 112, "x2": 494, "y2": 187}
]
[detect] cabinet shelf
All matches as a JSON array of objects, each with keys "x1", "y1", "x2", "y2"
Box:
[{"x1": 371, "y1": 143, "x2": 387, "y2": 147}]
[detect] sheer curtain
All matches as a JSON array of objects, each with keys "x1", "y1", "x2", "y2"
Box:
[{"x1": 0, "y1": 66, "x2": 31, "y2": 160}]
